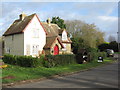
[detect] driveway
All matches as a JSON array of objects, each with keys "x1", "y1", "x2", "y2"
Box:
[{"x1": 8, "y1": 60, "x2": 118, "y2": 88}]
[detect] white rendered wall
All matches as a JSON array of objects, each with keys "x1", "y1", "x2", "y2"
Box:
[
  {"x1": 24, "y1": 15, "x2": 46, "y2": 56},
  {"x1": 62, "y1": 30, "x2": 68, "y2": 41}
]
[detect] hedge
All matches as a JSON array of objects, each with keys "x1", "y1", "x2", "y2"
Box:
[
  {"x1": 89, "y1": 51, "x2": 107, "y2": 61},
  {"x1": 3, "y1": 54, "x2": 44, "y2": 67},
  {"x1": 3, "y1": 54, "x2": 17, "y2": 65},
  {"x1": 75, "y1": 47, "x2": 107, "y2": 64},
  {"x1": 43, "y1": 54, "x2": 76, "y2": 68},
  {"x1": 3, "y1": 54, "x2": 76, "y2": 68}
]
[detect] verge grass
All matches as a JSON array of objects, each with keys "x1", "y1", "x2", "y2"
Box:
[{"x1": 2, "y1": 58, "x2": 114, "y2": 84}]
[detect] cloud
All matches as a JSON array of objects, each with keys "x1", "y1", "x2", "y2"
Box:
[
  {"x1": 0, "y1": 2, "x2": 118, "y2": 42},
  {"x1": 98, "y1": 16, "x2": 117, "y2": 22}
]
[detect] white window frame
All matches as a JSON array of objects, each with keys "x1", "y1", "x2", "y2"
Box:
[
  {"x1": 26, "y1": 45, "x2": 30, "y2": 55},
  {"x1": 32, "y1": 45, "x2": 39, "y2": 55},
  {"x1": 6, "y1": 48, "x2": 10, "y2": 53}
]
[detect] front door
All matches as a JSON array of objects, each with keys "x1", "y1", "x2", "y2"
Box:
[{"x1": 54, "y1": 45, "x2": 59, "y2": 55}]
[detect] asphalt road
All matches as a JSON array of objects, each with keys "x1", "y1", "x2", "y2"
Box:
[{"x1": 10, "y1": 58, "x2": 118, "y2": 88}]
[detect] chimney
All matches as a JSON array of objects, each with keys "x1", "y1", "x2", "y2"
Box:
[
  {"x1": 19, "y1": 13, "x2": 27, "y2": 20},
  {"x1": 46, "y1": 18, "x2": 51, "y2": 26}
]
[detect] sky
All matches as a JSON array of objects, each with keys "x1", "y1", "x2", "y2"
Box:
[{"x1": 0, "y1": 0, "x2": 119, "y2": 42}]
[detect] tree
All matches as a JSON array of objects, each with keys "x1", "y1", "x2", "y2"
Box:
[
  {"x1": 98, "y1": 41, "x2": 119, "y2": 52},
  {"x1": 71, "y1": 37, "x2": 85, "y2": 54},
  {"x1": 98, "y1": 43, "x2": 109, "y2": 51},
  {"x1": 51, "y1": 17, "x2": 66, "y2": 29},
  {"x1": 65, "y1": 20, "x2": 105, "y2": 49},
  {"x1": 109, "y1": 41, "x2": 118, "y2": 52}
]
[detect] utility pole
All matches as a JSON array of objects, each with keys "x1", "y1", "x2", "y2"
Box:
[{"x1": 117, "y1": 32, "x2": 120, "y2": 52}]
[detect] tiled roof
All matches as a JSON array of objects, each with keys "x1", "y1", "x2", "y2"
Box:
[
  {"x1": 58, "y1": 29, "x2": 63, "y2": 35},
  {"x1": 41, "y1": 22, "x2": 61, "y2": 37},
  {"x1": 44, "y1": 36, "x2": 64, "y2": 49},
  {"x1": 3, "y1": 14, "x2": 36, "y2": 36}
]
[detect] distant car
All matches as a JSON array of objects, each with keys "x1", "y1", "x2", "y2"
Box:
[{"x1": 106, "y1": 49, "x2": 114, "y2": 57}]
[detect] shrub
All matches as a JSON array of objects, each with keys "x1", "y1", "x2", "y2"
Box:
[
  {"x1": 75, "y1": 53, "x2": 84, "y2": 64},
  {"x1": 89, "y1": 51, "x2": 107, "y2": 61},
  {"x1": 16, "y1": 56, "x2": 33, "y2": 67},
  {"x1": 75, "y1": 48, "x2": 107, "y2": 64},
  {"x1": 3, "y1": 54, "x2": 45, "y2": 67},
  {"x1": 44, "y1": 54, "x2": 76, "y2": 68},
  {"x1": 3, "y1": 54, "x2": 17, "y2": 65}
]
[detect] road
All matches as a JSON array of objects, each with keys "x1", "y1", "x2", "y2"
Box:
[{"x1": 9, "y1": 58, "x2": 118, "y2": 88}]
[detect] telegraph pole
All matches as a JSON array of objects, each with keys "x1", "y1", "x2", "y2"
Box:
[{"x1": 117, "y1": 32, "x2": 120, "y2": 52}]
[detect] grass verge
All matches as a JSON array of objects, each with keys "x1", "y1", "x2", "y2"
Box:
[
  {"x1": 115, "y1": 52, "x2": 120, "y2": 54},
  {"x1": 2, "y1": 58, "x2": 115, "y2": 84}
]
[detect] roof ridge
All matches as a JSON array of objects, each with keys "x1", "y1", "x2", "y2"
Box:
[{"x1": 3, "y1": 13, "x2": 36, "y2": 36}]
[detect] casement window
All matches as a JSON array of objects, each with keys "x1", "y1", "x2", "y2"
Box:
[
  {"x1": 26, "y1": 45, "x2": 30, "y2": 55},
  {"x1": 6, "y1": 48, "x2": 10, "y2": 53},
  {"x1": 32, "y1": 45, "x2": 39, "y2": 55}
]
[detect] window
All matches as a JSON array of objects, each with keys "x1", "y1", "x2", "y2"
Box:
[
  {"x1": 32, "y1": 45, "x2": 39, "y2": 55},
  {"x1": 6, "y1": 48, "x2": 10, "y2": 53},
  {"x1": 26, "y1": 45, "x2": 30, "y2": 55}
]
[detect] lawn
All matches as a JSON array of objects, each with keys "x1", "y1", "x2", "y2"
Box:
[
  {"x1": 115, "y1": 52, "x2": 120, "y2": 54},
  {"x1": 2, "y1": 58, "x2": 114, "y2": 84}
]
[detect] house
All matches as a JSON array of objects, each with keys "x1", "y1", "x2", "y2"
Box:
[
  {"x1": 3, "y1": 13, "x2": 72, "y2": 57},
  {"x1": 42, "y1": 18, "x2": 72, "y2": 55}
]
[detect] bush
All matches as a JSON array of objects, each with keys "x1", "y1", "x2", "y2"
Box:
[
  {"x1": 3, "y1": 54, "x2": 45, "y2": 67},
  {"x1": 75, "y1": 48, "x2": 107, "y2": 64},
  {"x1": 3, "y1": 54, "x2": 17, "y2": 65},
  {"x1": 44, "y1": 54, "x2": 76, "y2": 68},
  {"x1": 89, "y1": 51, "x2": 107, "y2": 61},
  {"x1": 75, "y1": 53, "x2": 84, "y2": 64},
  {"x1": 3, "y1": 54, "x2": 76, "y2": 68}
]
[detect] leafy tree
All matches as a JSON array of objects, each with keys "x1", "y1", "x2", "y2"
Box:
[
  {"x1": 98, "y1": 43, "x2": 109, "y2": 52},
  {"x1": 98, "y1": 41, "x2": 119, "y2": 52},
  {"x1": 71, "y1": 37, "x2": 85, "y2": 54},
  {"x1": 109, "y1": 41, "x2": 118, "y2": 52},
  {"x1": 65, "y1": 20, "x2": 105, "y2": 49},
  {"x1": 51, "y1": 17, "x2": 66, "y2": 29}
]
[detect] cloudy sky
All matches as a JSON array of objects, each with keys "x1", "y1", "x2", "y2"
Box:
[{"x1": 0, "y1": 0, "x2": 119, "y2": 42}]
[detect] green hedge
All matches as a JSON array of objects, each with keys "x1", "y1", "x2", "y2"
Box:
[
  {"x1": 44, "y1": 54, "x2": 76, "y2": 68},
  {"x1": 3, "y1": 54, "x2": 17, "y2": 65},
  {"x1": 3, "y1": 54, "x2": 76, "y2": 68},
  {"x1": 89, "y1": 51, "x2": 107, "y2": 61},
  {"x1": 3, "y1": 54, "x2": 44, "y2": 67}
]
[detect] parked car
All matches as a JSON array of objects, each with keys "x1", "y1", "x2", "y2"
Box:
[{"x1": 106, "y1": 49, "x2": 114, "y2": 57}]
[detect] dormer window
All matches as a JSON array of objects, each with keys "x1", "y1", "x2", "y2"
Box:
[{"x1": 62, "y1": 30, "x2": 67, "y2": 41}]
